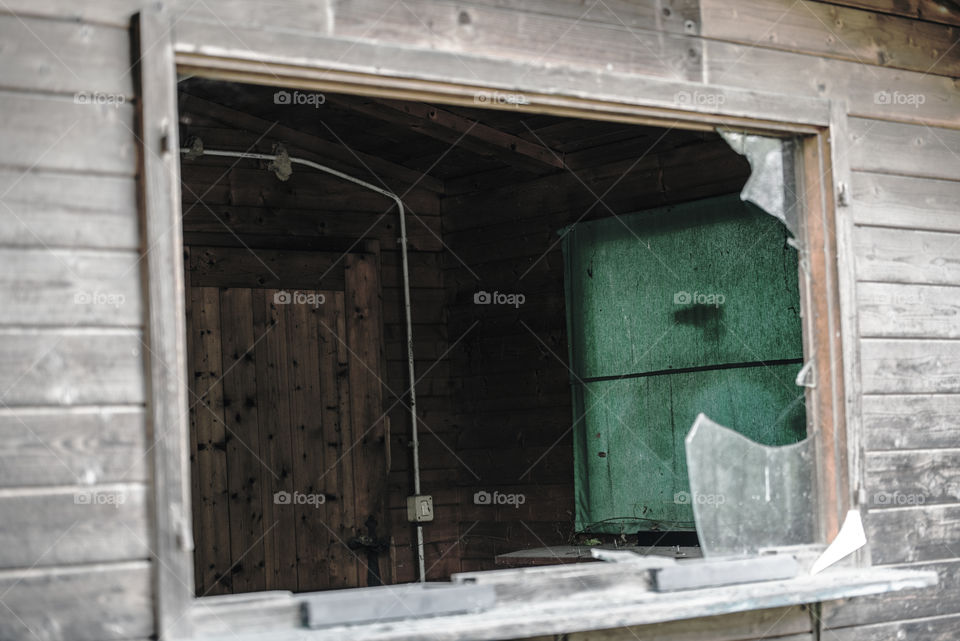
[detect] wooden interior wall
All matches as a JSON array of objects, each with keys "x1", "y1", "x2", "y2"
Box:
[
  {"x1": 177, "y1": 102, "x2": 451, "y2": 586},
  {"x1": 441, "y1": 133, "x2": 752, "y2": 572},
  {"x1": 0, "y1": 0, "x2": 957, "y2": 640}
]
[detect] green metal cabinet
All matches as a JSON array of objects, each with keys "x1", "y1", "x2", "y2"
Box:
[{"x1": 561, "y1": 194, "x2": 806, "y2": 534}]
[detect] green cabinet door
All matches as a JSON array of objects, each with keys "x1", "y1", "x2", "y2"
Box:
[{"x1": 562, "y1": 194, "x2": 806, "y2": 534}]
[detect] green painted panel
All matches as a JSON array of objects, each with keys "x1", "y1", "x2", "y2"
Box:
[
  {"x1": 563, "y1": 195, "x2": 803, "y2": 378},
  {"x1": 563, "y1": 194, "x2": 806, "y2": 534}
]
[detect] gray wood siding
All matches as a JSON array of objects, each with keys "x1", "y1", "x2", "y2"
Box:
[
  {"x1": 0, "y1": 10, "x2": 149, "y2": 641},
  {"x1": 0, "y1": 0, "x2": 957, "y2": 640}
]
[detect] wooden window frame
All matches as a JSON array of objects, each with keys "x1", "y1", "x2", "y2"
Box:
[{"x1": 133, "y1": 5, "x2": 855, "y2": 639}]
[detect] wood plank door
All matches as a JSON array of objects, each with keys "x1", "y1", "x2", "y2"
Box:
[{"x1": 187, "y1": 253, "x2": 389, "y2": 595}]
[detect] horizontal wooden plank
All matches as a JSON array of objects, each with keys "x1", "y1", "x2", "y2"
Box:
[
  {"x1": 705, "y1": 42, "x2": 960, "y2": 128},
  {"x1": 0, "y1": 248, "x2": 142, "y2": 326},
  {"x1": 0, "y1": 168, "x2": 138, "y2": 249},
  {"x1": 173, "y1": 22, "x2": 831, "y2": 130},
  {"x1": 854, "y1": 226, "x2": 960, "y2": 286},
  {"x1": 865, "y1": 450, "x2": 960, "y2": 508},
  {"x1": 823, "y1": 559, "x2": 960, "y2": 628},
  {"x1": 0, "y1": 92, "x2": 135, "y2": 175},
  {"x1": 179, "y1": 92, "x2": 442, "y2": 194},
  {"x1": 0, "y1": 406, "x2": 146, "y2": 486},
  {"x1": 189, "y1": 245, "x2": 347, "y2": 290},
  {"x1": 0, "y1": 484, "x2": 148, "y2": 568},
  {"x1": 181, "y1": 204, "x2": 443, "y2": 252},
  {"x1": 418, "y1": 0, "x2": 694, "y2": 34},
  {"x1": 0, "y1": 15, "x2": 132, "y2": 96},
  {"x1": 849, "y1": 118, "x2": 960, "y2": 180},
  {"x1": 866, "y1": 503, "x2": 960, "y2": 564},
  {"x1": 0, "y1": 329, "x2": 144, "y2": 405},
  {"x1": 824, "y1": 613, "x2": 960, "y2": 640},
  {"x1": 858, "y1": 282, "x2": 960, "y2": 339},
  {"x1": 863, "y1": 394, "x2": 960, "y2": 450},
  {"x1": 822, "y1": 0, "x2": 960, "y2": 28},
  {"x1": 566, "y1": 605, "x2": 810, "y2": 640},
  {"x1": 0, "y1": 561, "x2": 152, "y2": 641},
  {"x1": 700, "y1": 0, "x2": 960, "y2": 77},
  {"x1": 0, "y1": 0, "x2": 333, "y2": 29},
  {"x1": 861, "y1": 339, "x2": 960, "y2": 394},
  {"x1": 851, "y1": 172, "x2": 960, "y2": 234},
  {"x1": 334, "y1": 0, "x2": 701, "y2": 82}
]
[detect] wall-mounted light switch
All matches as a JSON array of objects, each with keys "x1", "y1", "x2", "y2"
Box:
[{"x1": 407, "y1": 495, "x2": 434, "y2": 522}]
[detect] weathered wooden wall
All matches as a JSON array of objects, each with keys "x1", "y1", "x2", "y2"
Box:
[{"x1": 0, "y1": 0, "x2": 957, "y2": 639}]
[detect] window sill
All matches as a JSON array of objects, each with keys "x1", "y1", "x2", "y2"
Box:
[{"x1": 184, "y1": 566, "x2": 936, "y2": 641}]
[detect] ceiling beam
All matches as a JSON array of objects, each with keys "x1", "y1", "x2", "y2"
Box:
[
  {"x1": 179, "y1": 93, "x2": 444, "y2": 193},
  {"x1": 329, "y1": 96, "x2": 565, "y2": 174}
]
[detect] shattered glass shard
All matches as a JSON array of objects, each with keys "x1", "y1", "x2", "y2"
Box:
[{"x1": 685, "y1": 413, "x2": 816, "y2": 557}]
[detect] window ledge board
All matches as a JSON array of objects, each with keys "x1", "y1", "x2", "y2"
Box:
[{"x1": 185, "y1": 566, "x2": 936, "y2": 641}]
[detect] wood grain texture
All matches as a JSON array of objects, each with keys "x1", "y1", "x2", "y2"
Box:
[
  {"x1": 251, "y1": 289, "x2": 298, "y2": 591},
  {"x1": 218, "y1": 287, "x2": 267, "y2": 593},
  {"x1": 565, "y1": 605, "x2": 810, "y2": 640},
  {"x1": 0, "y1": 15, "x2": 132, "y2": 96},
  {"x1": 0, "y1": 484, "x2": 148, "y2": 568},
  {"x1": 862, "y1": 339, "x2": 960, "y2": 394},
  {"x1": 865, "y1": 449, "x2": 960, "y2": 507},
  {"x1": 824, "y1": 560, "x2": 960, "y2": 628},
  {"x1": 849, "y1": 118, "x2": 960, "y2": 181},
  {"x1": 0, "y1": 92, "x2": 135, "y2": 175},
  {"x1": 821, "y1": 0, "x2": 960, "y2": 28},
  {"x1": 863, "y1": 393, "x2": 960, "y2": 450},
  {"x1": 705, "y1": 41, "x2": 960, "y2": 127},
  {"x1": 854, "y1": 226, "x2": 960, "y2": 286},
  {"x1": 285, "y1": 293, "x2": 331, "y2": 592},
  {"x1": 189, "y1": 286, "x2": 231, "y2": 596},
  {"x1": 179, "y1": 93, "x2": 441, "y2": 194},
  {"x1": 700, "y1": 0, "x2": 960, "y2": 77},
  {"x1": 132, "y1": 10, "x2": 194, "y2": 638},
  {"x1": 344, "y1": 253, "x2": 390, "y2": 585},
  {"x1": 0, "y1": 561, "x2": 152, "y2": 641},
  {"x1": 0, "y1": 329, "x2": 143, "y2": 405},
  {"x1": 823, "y1": 613, "x2": 960, "y2": 640},
  {"x1": 334, "y1": 0, "x2": 702, "y2": 82},
  {"x1": 866, "y1": 503, "x2": 960, "y2": 564},
  {"x1": 189, "y1": 246, "x2": 347, "y2": 291},
  {"x1": 858, "y1": 282, "x2": 960, "y2": 339},
  {"x1": 0, "y1": 168, "x2": 139, "y2": 250},
  {"x1": 851, "y1": 172, "x2": 960, "y2": 234},
  {"x1": 0, "y1": 407, "x2": 146, "y2": 486},
  {"x1": 0, "y1": 248, "x2": 142, "y2": 326}
]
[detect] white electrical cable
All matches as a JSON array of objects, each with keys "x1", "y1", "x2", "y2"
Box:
[{"x1": 181, "y1": 146, "x2": 427, "y2": 583}]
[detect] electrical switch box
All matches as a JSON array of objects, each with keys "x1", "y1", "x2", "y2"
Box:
[{"x1": 407, "y1": 495, "x2": 434, "y2": 522}]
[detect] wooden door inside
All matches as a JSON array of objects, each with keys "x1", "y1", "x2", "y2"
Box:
[{"x1": 186, "y1": 250, "x2": 389, "y2": 595}]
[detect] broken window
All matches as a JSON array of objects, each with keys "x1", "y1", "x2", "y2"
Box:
[{"x1": 561, "y1": 150, "x2": 807, "y2": 547}]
